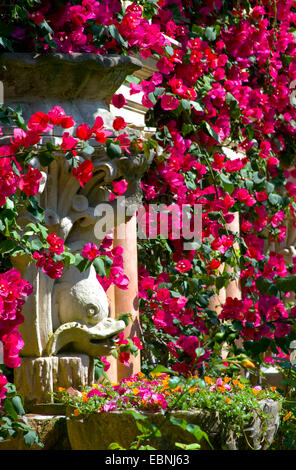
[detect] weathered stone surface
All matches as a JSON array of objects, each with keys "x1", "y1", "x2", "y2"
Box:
[
  {"x1": 66, "y1": 400, "x2": 281, "y2": 450},
  {"x1": 0, "y1": 414, "x2": 69, "y2": 450},
  {"x1": 14, "y1": 355, "x2": 94, "y2": 407},
  {"x1": 0, "y1": 52, "x2": 142, "y2": 130}
]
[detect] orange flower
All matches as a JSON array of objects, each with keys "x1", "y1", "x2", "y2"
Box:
[
  {"x1": 283, "y1": 411, "x2": 292, "y2": 421},
  {"x1": 58, "y1": 387, "x2": 66, "y2": 392},
  {"x1": 242, "y1": 359, "x2": 256, "y2": 369},
  {"x1": 73, "y1": 409, "x2": 81, "y2": 416},
  {"x1": 232, "y1": 379, "x2": 245, "y2": 389},
  {"x1": 223, "y1": 377, "x2": 231, "y2": 383},
  {"x1": 226, "y1": 397, "x2": 231, "y2": 404},
  {"x1": 137, "y1": 372, "x2": 145, "y2": 378},
  {"x1": 218, "y1": 386, "x2": 225, "y2": 393},
  {"x1": 81, "y1": 392, "x2": 88, "y2": 403},
  {"x1": 204, "y1": 376, "x2": 214, "y2": 385},
  {"x1": 132, "y1": 387, "x2": 140, "y2": 395},
  {"x1": 270, "y1": 386, "x2": 277, "y2": 391}
]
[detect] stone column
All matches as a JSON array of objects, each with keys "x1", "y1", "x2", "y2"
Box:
[
  {"x1": 113, "y1": 215, "x2": 141, "y2": 380},
  {"x1": 104, "y1": 283, "x2": 119, "y2": 383},
  {"x1": 225, "y1": 212, "x2": 241, "y2": 300}
]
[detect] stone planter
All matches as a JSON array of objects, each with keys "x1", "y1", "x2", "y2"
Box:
[
  {"x1": 66, "y1": 399, "x2": 280, "y2": 450},
  {"x1": 0, "y1": 52, "x2": 142, "y2": 131}
]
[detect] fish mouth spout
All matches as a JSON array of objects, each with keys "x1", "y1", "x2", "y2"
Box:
[{"x1": 46, "y1": 318, "x2": 126, "y2": 357}]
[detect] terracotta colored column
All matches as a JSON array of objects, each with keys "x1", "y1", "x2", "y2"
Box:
[
  {"x1": 208, "y1": 212, "x2": 241, "y2": 359},
  {"x1": 104, "y1": 282, "x2": 119, "y2": 383},
  {"x1": 208, "y1": 263, "x2": 226, "y2": 316},
  {"x1": 225, "y1": 212, "x2": 241, "y2": 300},
  {"x1": 113, "y1": 215, "x2": 141, "y2": 380}
]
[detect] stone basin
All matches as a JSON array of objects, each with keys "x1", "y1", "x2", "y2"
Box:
[{"x1": 66, "y1": 399, "x2": 281, "y2": 450}]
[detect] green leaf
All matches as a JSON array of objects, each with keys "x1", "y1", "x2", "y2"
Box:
[
  {"x1": 268, "y1": 193, "x2": 283, "y2": 206},
  {"x1": 94, "y1": 362, "x2": 105, "y2": 381},
  {"x1": 118, "y1": 313, "x2": 131, "y2": 327},
  {"x1": 62, "y1": 251, "x2": 76, "y2": 269},
  {"x1": 175, "y1": 442, "x2": 201, "y2": 450},
  {"x1": 40, "y1": 20, "x2": 53, "y2": 34},
  {"x1": 11, "y1": 395, "x2": 25, "y2": 416},
  {"x1": 124, "y1": 409, "x2": 147, "y2": 421},
  {"x1": 165, "y1": 44, "x2": 174, "y2": 56},
  {"x1": 23, "y1": 429, "x2": 39, "y2": 447},
  {"x1": 0, "y1": 239, "x2": 18, "y2": 254},
  {"x1": 39, "y1": 151, "x2": 54, "y2": 167},
  {"x1": 108, "y1": 24, "x2": 128, "y2": 48},
  {"x1": 150, "y1": 365, "x2": 176, "y2": 375},
  {"x1": 108, "y1": 442, "x2": 126, "y2": 450},
  {"x1": 170, "y1": 417, "x2": 213, "y2": 448},
  {"x1": 220, "y1": 173, "x2": 234, "y2": 194},
  {"x1": 0, "y1": 36, "x2": 14, "y2": 52},
  {"x1": 275, "y1": 275, "x2": 296, "y2": 293},
  {"x1": 256, "y1": 277, "x2": 273, "y2": 294},
  {"x1": 191, "y1": 101, "x2": 204, "y2": 112},
  {"x1": 201, "y1": 121, "x2": 220, "y2": 143},
  {"x1": 27, "y1": 198, "x2": 44, "y2": 222},
  {"x1": 3, "y1": 398, "x2": 18, "y2": 421},
  {"x1": 75, "y1": 254, "x2": 91, "y2": 272},
  {"x1": 93, "y1": 257, "x2": 106, "y2": 277},
  {"x1": 107, "y1": 142, "x2": 122, "y2": 159},
  {"x1": 30, "y1": 239, "x2": 44, "y2": 251},
  {"x1": 125, "y1": 75, "x2": 140, "y2": 85},
  {"x1": 195, "y1": 347, "x2": 205, "y2": 358},
  {"x1": 169, "y1": 376, "x2": 182, "y2": 389},
  {"x1": 82, "y1": 142, "x2": 95, "y2": 155}
]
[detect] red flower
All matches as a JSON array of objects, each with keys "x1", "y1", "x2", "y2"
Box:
[
  {"x1": 160, "y1": 94, "x2": 180, "y2": 111},
  {"x1": 33, "y1": 252, "x2": 64, "y2": 279},
  {"x1": 113, "y1": 117, "x2": 127, "y2": 131},
  {"x1": 112, "y1": 94, "x2": 127, "y2": 109},
  {"x1": 28, "y1": 111, "x2": 52, "y2": 133},
  {"x1": 61, "y1": 132, "x2": 78, "y2": 154},
  {"x1": 82, "y1": 243, "x2": 99, "y2": 261},
  {"x1": 60, "y1": 116, "x2": 75, "y2": 129},
  {"x1": 19, "y1": 166, "x2": 43, "y2": 196},
  {"x1": 92, "y1": 117, "x2": 112, "y2": 143},
  {"x1": 76, "y1": 123, "x2": 92, "y2": 141},
  {"x1": 72, "y1": 159, "x2": 93, "y2": 187},
  {"x1": 29, "y1": 11, "x2": 44, "y2": 24},
  {"x1": 47, "y1": 233, "x2": 65, "y2": 255},
  {"x1": 175, "y1": 259, "x2": 192, "y2": 273}
]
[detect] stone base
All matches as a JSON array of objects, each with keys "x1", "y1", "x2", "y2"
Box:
[
  {"x1": 14, "y1": 354, "x2": 94, "y2": 409},
  {"x1": 0, "y1": 414, "x2": 69, "y2": 450}
]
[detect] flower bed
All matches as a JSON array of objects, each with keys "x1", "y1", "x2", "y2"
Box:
[{"x1": 56, "y1": 372, "x2": 281, "y2": 450}]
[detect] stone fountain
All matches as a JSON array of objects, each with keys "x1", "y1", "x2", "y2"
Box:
[{"x1": 0, "y1": 52, "x2": 148, "y2": 409}]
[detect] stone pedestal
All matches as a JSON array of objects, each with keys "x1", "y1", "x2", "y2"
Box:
[{"x1": 14, "y1": 355, "x2": 94, "y2": 407}]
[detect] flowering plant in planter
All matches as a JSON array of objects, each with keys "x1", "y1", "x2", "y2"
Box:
[{"x1": 55, "y1": 370, "x2": 282, "y2": 450}]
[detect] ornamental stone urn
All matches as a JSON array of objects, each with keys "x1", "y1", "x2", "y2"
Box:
[{"x1": 0, "y1": 52, "x2": 148, "y2": 409}]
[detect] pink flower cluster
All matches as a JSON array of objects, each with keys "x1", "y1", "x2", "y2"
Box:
[
  {"x1": 0, "y1": 373, "x2": 8, "y2": 409},
  {"x1": 82, "y1": 237, "x2": 130, "y2": 291},
  {"x1": 0, "y1": 269, "x2": 33, "y2": 370}
]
